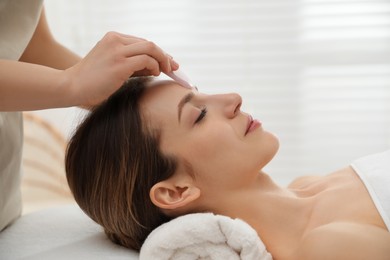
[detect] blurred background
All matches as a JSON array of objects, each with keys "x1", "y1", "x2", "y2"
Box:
[{"x1": 36, "y1": 0, "x2": 390, "y2": 185}]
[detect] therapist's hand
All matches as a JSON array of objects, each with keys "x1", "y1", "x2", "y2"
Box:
[{"x1": 65, "y1": 32, "x2": 179, "y2": 106}]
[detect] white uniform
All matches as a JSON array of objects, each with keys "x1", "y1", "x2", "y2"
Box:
[{"x1": 0, "y1": 0, "x2": 43, "y2": 231}]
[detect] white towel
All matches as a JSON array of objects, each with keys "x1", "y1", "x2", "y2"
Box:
[
  {"x1": 139, "y1": 213, "x2": 272, "y2": 260},
  {"x1": 351, "y1": 149, "x2": 390, "y2": 230}
]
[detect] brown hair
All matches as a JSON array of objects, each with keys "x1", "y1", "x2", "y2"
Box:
[{"x1": 65, "y1": 77, "x2": 176, "y2": 251}]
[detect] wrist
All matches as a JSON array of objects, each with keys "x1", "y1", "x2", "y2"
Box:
[{"x1": 60, "y1": 67, "x2": 83, "y2": 107}]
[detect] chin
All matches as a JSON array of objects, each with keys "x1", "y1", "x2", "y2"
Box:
[
  {"x1": 259, "y1": 131, "x2": 280, "y2": 167},
  {"x1": 269, "y1": 131, "x2": 280, "y2": 155}
]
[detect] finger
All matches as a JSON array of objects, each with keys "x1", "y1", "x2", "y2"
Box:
[
  {"x1": 114, "y1": 32, "x2": 147, "y2": 41},
  {"x1": 105, "y1": 34, "x2": 176, "y2": 72},
  {"x1": 169, "y1": 57, "x2": 180, "y2": 70},
  {"x1": 123, "y1": 41, "x2": 170, "y2": 72},
  {"x1": 122, "y1": 41, "x2": 172, "y2": 73},
  {"x1": 166, "y1": 53, "x2": 180, "y2": 70},
  {"x1": 116, "y1": 34, "x2": 147, "y2": 45},
  {"x1": 132, "y1": 69, "x2": 153, "y2": 77},
  {"x1": 126, "y1": 55, "x2": 161, "y2": 77},
  {"x1": 101, "y1": 33, "x2": 177, "y2": 73},
  {"x1": 100, "y1": 31, "x2": 145, "y2": 46}
]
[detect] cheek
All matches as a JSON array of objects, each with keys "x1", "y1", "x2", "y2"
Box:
[
  {"x1": 180, "y1": 125, "x2": 243, "y2": 173},
  {"x1": 187, "y1": 124, "x2": 235, "y2": 153}
]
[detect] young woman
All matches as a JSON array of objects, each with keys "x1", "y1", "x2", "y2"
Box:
[{"x1": 65, "y1": 77, "x2": 390, "y2": 259}]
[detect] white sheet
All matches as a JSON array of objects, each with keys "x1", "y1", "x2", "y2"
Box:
[{"x1": 0, "y1": 204, "x2": 139, "y2": 260}]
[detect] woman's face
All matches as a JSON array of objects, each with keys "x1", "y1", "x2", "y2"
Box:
[{"x1": 140, "y1": 81, "x2": 279, "y2": 193}]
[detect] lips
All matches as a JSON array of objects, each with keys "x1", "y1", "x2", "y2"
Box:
[{"x1": 245, "y1": 114, "x2": 261, "y2": 135}]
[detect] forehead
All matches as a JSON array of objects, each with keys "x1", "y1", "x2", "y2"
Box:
[
  {"x1": 139, "y1": 81, "x2": 192, "y2": 127},
  {"x1": 141, "y1": 80, "x2": 187, "y2": 104}
]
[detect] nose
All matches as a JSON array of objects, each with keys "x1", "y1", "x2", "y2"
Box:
[{"x1": 218, "y1": 93, "x2": 242, "y2": 118}]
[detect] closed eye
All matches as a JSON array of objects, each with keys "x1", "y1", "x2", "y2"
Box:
[{"x1": 194, "y1": 107, "x2": 207, "y2": 124}]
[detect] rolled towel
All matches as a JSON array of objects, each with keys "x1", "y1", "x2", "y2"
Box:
[{"x1": 140, "y1": 213, "x2": 272, "y2": 260}]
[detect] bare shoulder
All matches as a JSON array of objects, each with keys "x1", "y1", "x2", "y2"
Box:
[
  {"x1": 288, "y1": 167, "x2": 355, "y2": 189},
  {"x1": 287, "y1": 175, "x2": 322, "y2": 189},
  {"x1": 293, "y1": 222, "x2": 390, "y2": 260}
]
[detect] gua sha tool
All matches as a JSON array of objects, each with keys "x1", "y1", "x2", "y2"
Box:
[{"x1": 166, "y1": 69, "x2": 194, "y2": 89}]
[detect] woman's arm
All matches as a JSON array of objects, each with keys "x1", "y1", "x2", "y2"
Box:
[
  {"x1": 0, "y1": 7, "x2": 178, "y2": 111},
  {"x1": 0, "y1": 7, "x2": 79, "y2": 111},
  {"x1": 294, "y1": 222, "x2": 390, "y2": 260},
  {"x1": 0, "y1": 60, "x2": 75, "y2": 110}
]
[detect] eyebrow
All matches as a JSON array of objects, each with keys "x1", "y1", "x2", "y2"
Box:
[{"x1": 178, "y1": 92, "x2": 194, "y2": 122}]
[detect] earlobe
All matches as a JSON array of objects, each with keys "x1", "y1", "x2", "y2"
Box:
[{"x1": 150, "y1": 181, "x2": 200, "y2": 210}]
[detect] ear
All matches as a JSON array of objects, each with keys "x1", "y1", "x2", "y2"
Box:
[{"x1": 150, "y1": 180, "x2": 200, "y2": 210}]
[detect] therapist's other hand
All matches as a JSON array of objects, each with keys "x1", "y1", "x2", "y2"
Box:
[{"x1": 65, "y1": 32, "x2": 179, "y2": 106}]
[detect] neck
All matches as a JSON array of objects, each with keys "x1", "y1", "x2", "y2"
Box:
[{"x1": 212, "y1": 172, "x2": 314, "y2": 258}]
